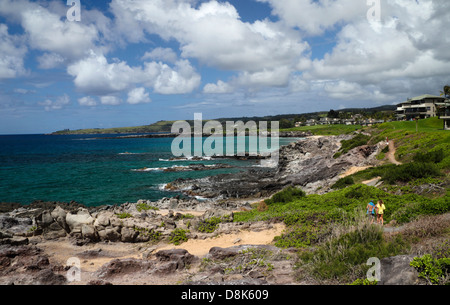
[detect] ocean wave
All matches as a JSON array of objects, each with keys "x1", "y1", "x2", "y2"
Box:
[
  {"x1": 159, "y1": 156, "x2": 213, "y2": 161},
  {"x1": 119, "y1": 152, "x2": 145, "y2": 155}
]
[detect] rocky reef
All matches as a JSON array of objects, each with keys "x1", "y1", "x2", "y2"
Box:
[{"x1": 166, "y1": 135, "x2": 382, "y2": 199}]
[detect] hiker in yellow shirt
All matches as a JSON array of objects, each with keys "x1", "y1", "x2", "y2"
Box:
[{"x1": 376, "y1": 200, "x2": 386, "y2": 225}]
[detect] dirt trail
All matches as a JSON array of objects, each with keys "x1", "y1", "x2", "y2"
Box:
[
  {"x1": 386, "y1": 140, "x2": 402, "y2": 165},
  {"x1": 156, "y1": 223, "x2": 285, "y2": 257}
]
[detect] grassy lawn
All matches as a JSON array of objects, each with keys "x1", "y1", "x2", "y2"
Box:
[{"x1": 281, "y1": 124, "x2": 362, "y2": 136}]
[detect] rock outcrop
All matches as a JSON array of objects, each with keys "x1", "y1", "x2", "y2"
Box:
[{"x1": 166, "y1": 134, "x2": 382, "y2": 198}]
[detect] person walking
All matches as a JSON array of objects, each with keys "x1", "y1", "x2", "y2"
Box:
[
  {"x1": 375, "y1": 200, "x2": 386, "y2": 225},
  {"x1": 366, "y1": 200, "x2": 376, "y2": 224}
]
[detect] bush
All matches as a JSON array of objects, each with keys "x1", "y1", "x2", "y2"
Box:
[
  {"x1": 413, "y1": 149, "x2": 444, "y2": 164},
  {"x1": 265, "y1": 186, "x2": 305, "y2": 205},
  {"x1": 169, "y1": 228, "x2": 189, "y2": 245},
  {"x1": 334, "y1": 134, "x2": 371, "y2": 158},
  {"x1": 331, "y1": 176, "x2": 355, "y2": 189},
  {"x1": 382, "y1": 162, "x2": 442, "y2": 184},
  {"x1": 136, "y1": 202, "x2": 159, "y2": 212},
  {"x1": 297, "y1": 224, "x2": 409, "y2": 283},
  {"x1": 116, "y1": 212, "x2": 132, "y2": 219},
  {"x1": 197, "y1": 217, "x2": 223, "y2": 233},
  {"x1": 410, "y1": 254, "x2": 450, "y2": 285}
]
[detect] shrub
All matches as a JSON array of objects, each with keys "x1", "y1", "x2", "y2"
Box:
[
  {"x1": 133, "y1": 227, "x2": 161, "y2": 242},
  {"x1": 334, "y1": 134, "x2": 371, "y2": 158},
  {"x1": 265, "y1": 186, "x2": 305, "y2": 205},
  {"x1": 331, "y1": 176, "x2": 355, "y2": 189},
  {"x1": 349, "y1": 278, "x2": 378, "y2": 285},
  {"x1": 410, "y1": 254, "x2": 450, "y2": 285},
  {"x1": 382, "y1": 162, "x2": 442, "y2": 184},
  {"x1": 197, "y1": 217, "x2": 223, "y2": 233},
  {"x1": 413, "y1": 149, "x2": 444, "y2": 164},
  {"x1": 116, "y1": 212, "x2": 132, "y2": 219},
  {"x1": 297, "y1": 224, "x2": 409, "y2": 283},
  {"x1": 136, "y1": 202, "x2": 159, "y2": 212},
  {"x1": 169, "y1": 228, "x2": 189, "y2": 245}
]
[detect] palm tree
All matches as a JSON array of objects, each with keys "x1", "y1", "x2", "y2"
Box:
[{"x1": 440, "y1": 85, "x2": 450, "y2": 98}]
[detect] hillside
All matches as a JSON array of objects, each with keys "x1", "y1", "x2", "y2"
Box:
[
  {"x1": 50, "y1": 105, "x2": 396, "y2": 135},
  {"x1": 232, "y1": 117, "x2": 450, "y2": 284}
]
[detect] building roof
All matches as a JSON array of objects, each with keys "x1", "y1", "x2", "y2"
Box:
[{"x1": 398, "y1": 94, "x2": 445, "y2": 106}]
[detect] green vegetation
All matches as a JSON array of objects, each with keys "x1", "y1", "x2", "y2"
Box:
[
  {"x1": 169, "y1": 228, "x2": 190, "y2": 245},
  {"x1": 331, "y1": 176, "x2": 355, "y2": 189},
  {"x1": 197, "y1": 214, "x2": 233, "y2": 233},
  {"x1": 410, "y1": 254, "x2": 450, "y2": 285},
  {"x1": 297, "y1": 223, "x2": 409, "y2": 283},
  {"x1": 264, "y1": 186, "x2": 306, "y2": 205},
  {"x1": 281, "y1": 124, "x2": 362, "y2": 136},
  {"x1": 333, "y1": 133, "x2": 371, "y2": 158},
  {"x1": 197, "y1": 217, "x2": 223, "y2": 233},
  {"x1": 116, "y1": 212, "x2": 132, "y2": 219},
  {"x1": 234, "y1": 116, "x2": 449, "y2": 284},
  {"x1": 136, "y1": 202, "x2": 159, "y2": 212},
  {"x1": 133, "y1": 226, "x2": 161, "y2": 242},
  {"x1": 52, "y1": 120, "x2": 177, "y2": 135}
]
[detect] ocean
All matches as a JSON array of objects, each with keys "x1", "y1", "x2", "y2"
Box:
[{"x1": 0, "y1": 134, "x2": 300, "y2": 207}]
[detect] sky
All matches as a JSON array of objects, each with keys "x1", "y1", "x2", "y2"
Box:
[{"x1": 0, "y1": 0, "x2": 449, "y2": 134}]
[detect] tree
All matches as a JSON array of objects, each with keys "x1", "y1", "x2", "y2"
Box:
[
  {"x1": 440, "y1": 85, "x2": 450, "y2": 98},
  {"x1": 327, "y1": 109, "x2": 339, "y2": 118},
  {"x1": 279, "y1": 118, "x2": 294, "y2": 129}
]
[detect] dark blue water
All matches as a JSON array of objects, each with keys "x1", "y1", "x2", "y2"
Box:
[{"x1": 0, "y1": 134, "x2": 299, "y2": 206}]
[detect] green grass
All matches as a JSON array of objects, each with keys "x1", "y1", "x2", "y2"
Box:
[
  {"x1": 235, "y1": 184, "x2": 450, "y2": 240},
  {"x1": 280, "y1": 124, "x2": 362, "y2": 136},
  {"x1": 368, "y1": 117, "x2": 450, "y2": 165},
  {"x1": 333, "y1": 133, "x2": 371, "y2": 158}
]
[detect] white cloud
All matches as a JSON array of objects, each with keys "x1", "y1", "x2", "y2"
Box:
[
  {"x1": 0, "y1": 24, "x2": 27, "y2": 79},
  {"x1": 100, "y1": 95, "x2": 122, "y2": 105},
  {"x1": 39, "y1": 94, "x2": 70, "y2": 111},
  {"x1": 37, "y1": 52, "x2": 66, "y2": 69},
  {"x1": 68, "y1": 51, "x2": 201, "y2": 96},
  {"x1": 258, "y1": 0, "x2": 368, "y2": 35},
  {"x1": 142, "y1": 48, "x2": 178, "y2": 64},
  {"x1": 127, "y1": 87, "x2": 151, "y2": 104},
  {"x1": 111, "y1": 0, "x2": 309, "y2": 89},
  {"x1": 67, "y1": 51, "x2": 139, "y2": 95},
  {"x1": 20, "y1": 4, "x2": 99, "y2": 60},
  {"x1": 203, "y1": 80, "x2": 233, "y2": 94},
  {"x1": 153, "y1": 59, "x2": 201, "y2": 94},
  {"x1": 78, "y1": 96, "x2": 97, "y2": 107}
]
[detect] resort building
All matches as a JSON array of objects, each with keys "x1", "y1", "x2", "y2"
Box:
[
  {"x1": 437, "y1": 100, "x2": 450, "y2": 130},
  {"x1": 396, "y1": 94, "x2": 446, "y2": 120}
]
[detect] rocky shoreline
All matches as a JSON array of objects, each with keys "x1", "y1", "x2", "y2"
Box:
[
  {"x1": 165, "y1": 135, "x2": 382, "y2": 199},
  {"x1": 0, "y1": 135, "x2": 387, "y2": 285}
]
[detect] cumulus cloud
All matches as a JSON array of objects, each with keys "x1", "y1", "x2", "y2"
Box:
[
  {"x1": 39, "y1": 94, "x2": 70, "y2": 111},
  {"x1": 112, "y1": 0, "x2": 309, "y2": 89},
  {"x1": 78, "y1": 96, "x2": 97, "y2": 107},
  {"x1": 258, "y1": 0, "x2": 368, "y2": 36},
  {"x1": 0, "y1": 24, "x2": 27, "y2": 79},
  {"x1": 142, "y1": 48, "x2": 178, "y2": 64},
  {"x1": 67, "y1": 51, "x2": 139, "y2": 95},
  {"x1": 203, "y1": 80, "x2": 233, "y2": 94},
  {"x1": 100, "y1": 95, "x2": 122, "y2": 105},
  {"x1": 2, "y1": 0, "x2": 450, "y2": 115},
  {"x1": 127, "y1": 87, "x2": 151, "y2": 104},
  {"x1": 67, "y1": 51, "x2": 200, "y2": 97}
]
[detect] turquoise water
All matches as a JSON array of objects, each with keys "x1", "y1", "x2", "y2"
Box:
[{"x1": 0, "y1": 134, "x2": 300, "y2": 206}]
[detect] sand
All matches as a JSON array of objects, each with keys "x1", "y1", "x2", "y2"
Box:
[
  {"x1": 35, "y1": 222, "x2": 286, "y2": 274},
  {"x1": 156, "y1": 223, "x2": 285, "y2": 256}
]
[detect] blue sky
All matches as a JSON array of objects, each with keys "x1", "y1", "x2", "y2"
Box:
[{"x1": 0, "y1": 0, "x2": 449, "y2": 134}]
